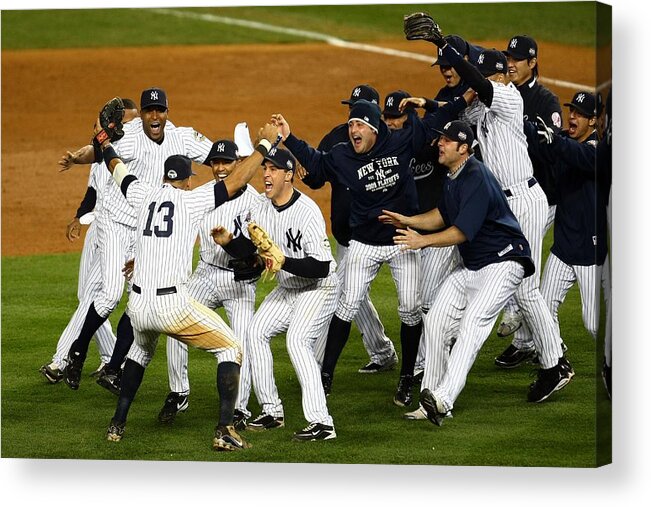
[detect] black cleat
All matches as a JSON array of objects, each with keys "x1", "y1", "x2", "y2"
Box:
[
  {"x1": 39, "y1": 362, "x2": 64, "y2": 384},
  {"x1": 233, "y1": 409, "x2": 248, "y2": 431},
  {"x1": 246, "y1": 413, "x2": 284, "y2": 432},
  {"x1": 157, "y1": 392, "x2": 189, "y2": 423},
  {"x1": 494, "y1": 344, "x2": 537, "y2": 369},
  {"x1": 64, "y1": 352, "x2": 84, "y2": 390},
  {"x1": 393, "y1": 374, "x2": 414, "y2": 407},
  {"x1": 96, "y1": 368, "x2": 122, "y2": 396},
  {"x1": 419, "y1": 388, "x2": 446, "y2": 427},
  {"x1": 292, "y1": 422, "x2": 336, "y2": 441},
  {"x1": 527, "y1": 359, "x2": 573, "y2": 403}
]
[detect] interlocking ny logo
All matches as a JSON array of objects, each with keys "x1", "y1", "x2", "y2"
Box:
[
  {"x1": 386, "y1": 97, "x2": 394, "y2": 107},
  {"x1": 286, "y1": 228, "x2": 303, "y2": 253},
  {"x1": 353, "y1": 87, "x2": 361, "y2": 97},
  {"x1": 576, "y1": 93, "x2": 586, "y2": 103},
  {"x1": 217, "y1": 143, "x2": 225, "y2": 152},
  {"x1": 151, "y1": 91, "x2": 158, "y2": 100},
  {"x1": 232, "y1": 215, "x2": 243, "y2": 238},
  {"x1": 510, "y1": 38, "x2": 518, "y2": 48},
  {"x1": 478, "y1": 54, "x2": 484, "y2": 64}
]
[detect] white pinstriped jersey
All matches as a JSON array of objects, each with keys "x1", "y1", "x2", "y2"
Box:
[
  {"x1": 461, "y1": 81, "x2": 534, "y2": 188},
  {"x1": 125, "y1": 180, "x2": 225, "y2": 290},
  {"x1": 197, "y1": 184, "x2": 260, "y2": 268},
  {"x1": 87, "y1": 162, "x2": 110, "y2": 213},
  {"x1": 102, "y1": 125, "x2": 211, "y2": 227},
  {"x1": 246, "y1": 190, "x2": 336, "y2": 290}
]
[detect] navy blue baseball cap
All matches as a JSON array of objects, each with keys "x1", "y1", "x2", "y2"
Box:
[
  {"x1": 504, "y1": 35, "x2": 538, "y2": 60},
  {"x1": 432, "y1": 34, "x2": 469, "y2": 67},
  {"x1": 164, "y1": 155, "x2": 195, "y2": 180},
  {"x1": 341, "y1": 84, "x2": 380, "y2": 105},
  {"x1": 264, "y1": 147, "x2": 296, "y2": 172},
  {"x1": 564, "y1": 91, "x2": 597, "y2": 117},
  {"x1": 477, "y1": 49, "x2": 508, "y2": 77},
  {"x1": 348, "y1": 99, "x2": 382, "y2": 133},
  {"x1": 141, "y1": 87, "x2": 168, "y2": 110},
  {"x1": 204, "y1": 140, "x2": 239, "y2": 166},
  {"x1": 383, "y1": 90, "x2": 411, "y2": 117},
  {"x1": 435, "y1": 120, "x2": 474, "y2": 148}
]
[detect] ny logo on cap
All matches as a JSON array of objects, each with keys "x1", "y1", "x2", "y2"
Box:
[
  {"x1": 478, "y1": 54, "x2": 484, "y2": 64},
  {"x1": 269, "y1": 147, "x2": 277, "y2": 156},
  {"x1": 386, "y1": 97, "x2": 394, "y2": 107},
  {"x1": 151, "y1": 91, "x2": 159, "y2": 100},
  {"x1": 353, "y1": 87, "x2": 361, "y2": 97},
  {"x1": 510, "y1": 38, "x2": 518, "y2": 48},
  {"x1": 576, "y1": 93, "x2": 586, "y2": 103},
  {"x1": 444, "y1": 121, "x2": 452, "y2": 129},
  {"x1": 217, "y1": 143, "x2": 225, "y2": 152},
  {"x1": 167, "y1": 170, "x2": 177, "y2": 179}
]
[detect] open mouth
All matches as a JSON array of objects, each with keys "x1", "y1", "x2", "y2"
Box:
[
  {"x1": 568, "y1": 120, "x2": 578, "y2": 136},
  {"x1": 264, "y1": 180, "x2": 273, "y2": 192},
  {"x1": 150, "y1": 121, "x2": 161, "y2": 135},
  {"x1": 352, "y1": 134, "x2": 362, "y2": 148}
]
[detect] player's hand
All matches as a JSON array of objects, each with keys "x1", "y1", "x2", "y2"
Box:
[
  {"x1": 295, "y1": 161, "x2": 307, "y2": 180},
  {"x1": 59, "y1": 151, "x2": 77, "y2": 172},
  {"x1": 393, "y1": 227, "x2": 426, "y2": 250},
  {"x1": 379, "y1": 209, "x2": 411, "y2": 228},
  {"x1": 211, "y1": 226, "x2": 234, "y2": 246},
  {"x1": 270, "y1": 114, "x2": 291, "y2": 140},
  {"x1": 463, "y1": 88, "x2": 478, "y2": 105},
  {"x1": 122, "y1": 258, "x2": 134, "y2": 281},
  {"x1": 399, "y1": 97, "x2": 426, "y2": 112},
  {"x1": 66, "y1": 217, "x2": 82, "y2": 241}
]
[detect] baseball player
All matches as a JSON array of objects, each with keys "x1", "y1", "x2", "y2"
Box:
[
  {"x1": 96, "y1": 120, "x2": 280, "y2": 449},
  {"x1": 300, "y1": 84, "x2": 398, "y2": 374},
  {"x1": 157, "y1": 139, "x2": 262, "y2": 428},
  {"x1": 380, "y1": 120, "x2": 573, "y2": 426},
  {"x1": 495, "y1": 35, "x2": 565, "y2": 358},
  {"x1": 217, "y1": 147, "x2": 339, "y2": 441},
  {"x1": 275, "y1": 97, "x2": 468, "y2": 407},
  {"x1": 40, "y1": 100, "x2": 140, "y2": 384},
  {"x1": 63, "y1": 88, "x2": 214, "y2": 392},
  {"x1": 532, "y1": 92, "x2": 609, "y2": 355}
]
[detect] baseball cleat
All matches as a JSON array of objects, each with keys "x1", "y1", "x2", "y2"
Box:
[
  {"x1": 246, "y1": 413, "x2": 284, "y2": 432},
  {"x1": 106, "y1": 419, "x2": 126, "y2": 442},
  {"x1": 527, "y1": 358, "x2": 574, "y2": 403},
  {"x1": 494, "y1": 344, "x2": 537, "y2": 369},
  {"x1": 233, "y1": 409, "x2": 248, "y2": 431},
  {"x1": 212, "y1": 425, "x2": 251, "y2": 451},
  {"x1": 292, "y1": 422, "x2": 336, "y2": 441},
  {"x1": 393, "y1": 374, "x2": 414, "y2": 407},
  {"x1": 358, "y1": 353, "x2": 398, "y2": 374},
  {"x1": 96, "y1": 368, "x2": 122, "y2": 396},
  {"x1": 90, "y1": 361, "x2": 108, "y2": 378},
  {"x1": 419, "y1": 388, "x2": 447, "y2": 427},
  {"x1": 39, "y1": 362, "x2": 64, "y2": 384},
  {"x1": 158, "y1": 392, "x2": 189, "y2": 424},
  {"x1": 63, "y1": 352, "x2": 84, "y2": 390},
  {"x1": 404, "y1": 405, "x2": 453, "y2": 421},
  {"x1": 413, "y1": 368, "x2": 424, "y2": 384},
  {"x1": 496, "y1": 310, "x2": 523, "y2": 337}
]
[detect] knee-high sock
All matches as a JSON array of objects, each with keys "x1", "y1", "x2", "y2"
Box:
[
  {"x1": 107, "y1": 312, "x2": 134, "y2": 372},
  {"x1": 113, "y1": 359, "x2": 145, "y2": 424},
  {"x1": 400, "y1": 321, "x2": 422, "y2": 376},
  {"x1": 321, "y1": 316, "x2": 352, "y2": 378},
  {"x1": 69, "y1": 302, "x2": 108, "y2": 362},
  {"x1": 217, "y1": 361, "x2": 241, "y2": 427}
]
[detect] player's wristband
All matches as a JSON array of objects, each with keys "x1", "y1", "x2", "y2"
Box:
[
  {"x1": 102, "y1": 145, "x2": 120, "y2": 167},
  {"x1": 255, "y1": 139, "x2": 272, "y2": 157}
]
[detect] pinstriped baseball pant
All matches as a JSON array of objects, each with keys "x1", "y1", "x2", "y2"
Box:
[
  {"x1": 541, "y1": 253, "x2": 603, "y2": 340},
  {"x1": 164, "y1": 261, "x2": 256, "y2": 416},
  {"x1": 52, "y1": 220, "x2": 116, "y2": 366},
  {"x1": 423, "y1": 261, "x2": 524, "y2": 412},
  {"x1": 248, "y1": 277, "x2": 338, "y2": 426}
]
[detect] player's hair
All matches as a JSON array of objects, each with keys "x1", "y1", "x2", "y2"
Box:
[{"x1": 122, "y1": 98, "x2": 138, "y2": 110}]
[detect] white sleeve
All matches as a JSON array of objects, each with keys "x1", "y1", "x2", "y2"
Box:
[
  {"x1": 124, "y1": 178, "x2": 150, "y2": 210},
  {"x1": 489, "y1": 82, "x2": 521, "y2": 122},
  {"x1": 181, "y1": 127, "x2": 213, "y2": 164}
]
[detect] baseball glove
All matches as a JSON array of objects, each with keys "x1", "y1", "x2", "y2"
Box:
[
  {"x1": 247, "y1": 222, "x2": 285, "y2": 281},
  {"x1": 228, "y1": 255, "x2": 265, "y2": 282},
  {"x1": 403, "y1": 12, "x2": 445, "y2": 46},
  {"x1": 94, "y1": 97, "x2": 125, "y2": 145}
]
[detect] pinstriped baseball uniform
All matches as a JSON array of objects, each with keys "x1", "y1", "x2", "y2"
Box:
[
  {"x1": 51, "y1": 162, "x2": 116, "y2": 368},
  {"x1": 123, "y1": 177, "x2": 242, "y2": 368},
  {"x1": 461, "y1": 79, "x2": 563, "y2": 369},
  {"x1": 165, "y1": 184, "x2": 260, "y2": 417},
  {"x1": 246, "y1": 190, "x2": 338, "y2": 427}
]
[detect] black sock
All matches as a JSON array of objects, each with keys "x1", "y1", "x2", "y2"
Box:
[
  {"x1": 113, "y1": 359, "x2": 145, "y2": 424},
  {"x1": 321, "y1": 316, "x2": 352, "y2": 377},
  {"x1": 69, "y1": 302, "x2": 108, "y2": 362},
  {"x1": 399, "y1": 321, "x2": 423, "y2": 376},
  {"x1": 216, "y1": 361, "x2": 240, "y2": 427},
  {"x1": 107, "y1": 312, "x2": 134, "y2": 372}
]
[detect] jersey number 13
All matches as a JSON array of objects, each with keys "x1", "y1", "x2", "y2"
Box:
[{"x1": 143, "y1": 201, "x2": 175, "y2": 238}]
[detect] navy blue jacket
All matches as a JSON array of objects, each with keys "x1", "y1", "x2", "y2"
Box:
[{"x1": 439, "y1": 155, "x2": 534, "y2": 276}]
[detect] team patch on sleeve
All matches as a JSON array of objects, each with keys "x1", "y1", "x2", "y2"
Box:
[
  {"x1": 552, "y1": 112, "x2": 562, "y2": 129},
  {"x1": 194, "y1": 130, "x2": 206, "y2": 142}
]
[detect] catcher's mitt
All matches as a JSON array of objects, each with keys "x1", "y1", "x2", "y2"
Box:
[
  {"x1": 228, "y1": 255, "x2": 265, "y2": 282},
  {"x1": 95, "y1": 97, "x2": 125, "y2": 145},
  {"x1": 403, "y1": 12, "x2": 445, "y2": 46},
  {"x1": 247, "y1": 222, "x2": 284, "y2": 281}
]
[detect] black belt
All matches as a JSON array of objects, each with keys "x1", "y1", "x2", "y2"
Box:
[
  {"x1": 504, "y1": 177, "x2": 537, "y2": 198},
  {"x1": 132, "y1": 284, "x2": 177, "y2": 296}
]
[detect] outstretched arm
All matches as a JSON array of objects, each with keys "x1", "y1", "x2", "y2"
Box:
[{"x1": 379, "y1": 208, "x2": 446, "y2": 232}]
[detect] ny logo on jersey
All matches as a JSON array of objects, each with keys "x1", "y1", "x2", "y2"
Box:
[
  {"x1": 217, "y1": 143, "x2": 225, "y2": 152},
  {"x1": 576, "y1": 93, "x2": 586, "y2": 103},
  {"x1": 386, "y1": 97, "x2": 394, "y2": 107},
  {"x1": 151, "y1": 91, "x2": 159, "y2": 100},
  {"x1": 232, "y1": 215, "x2": 244, "y2": 238},
  {"x1": 286, "y1": 228, "x2": 303, "y2": 253},
  {"x1": 353, "y1": 87, "x2": 361, "y2": 97}
]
